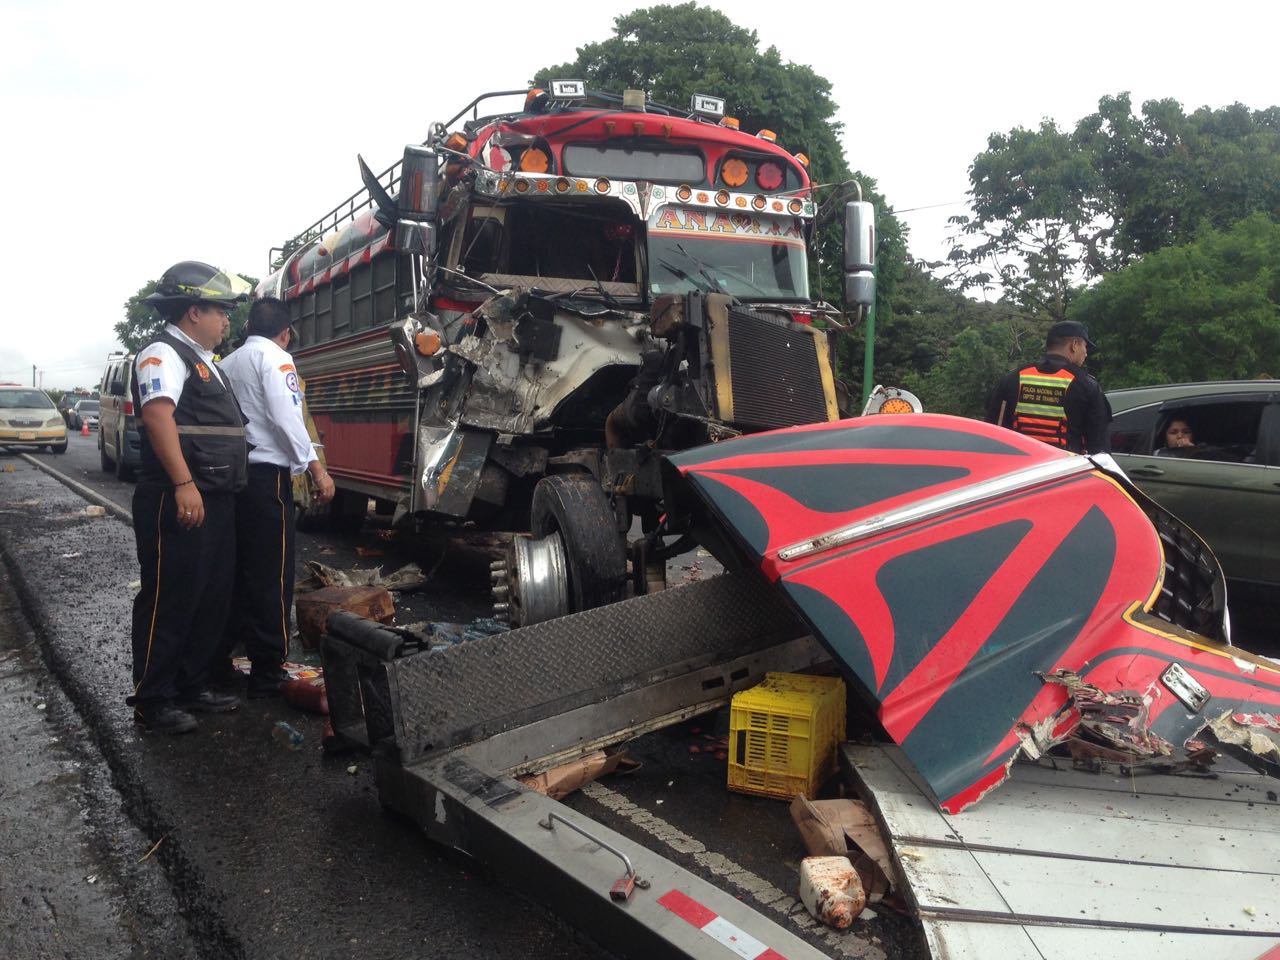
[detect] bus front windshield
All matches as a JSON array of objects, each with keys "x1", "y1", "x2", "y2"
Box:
[{"x1": 648, "y1": 232, "x2": 809, "y2": 302}]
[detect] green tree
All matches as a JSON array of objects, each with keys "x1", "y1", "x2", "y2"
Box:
[
  {"x1": 117, "y1": 280, "x2": 160, "y2": 352},
  {"x1": 117, "y1": 277, "x2": 257, "y2": 353},
  {"x1": 899, "y1": 297, "x2": 1039, "y2": 418},
  {"x1": 1069, "y1": 213, "x2": 1280, "y2": 387},
  {"x1": 534, "y1": 2, "x2": 909, "y2": 394},
  {"x1": 947, "y1": 93, "x2": 1280, "y2": 323}
]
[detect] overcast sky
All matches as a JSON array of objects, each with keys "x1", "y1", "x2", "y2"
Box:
[{"x1": 2, "y1": 0, "x2": 1274, "y2": 389}]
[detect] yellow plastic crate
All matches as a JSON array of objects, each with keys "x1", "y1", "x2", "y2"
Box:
[{"x1": 727, "y1": 672, "x2": 846, "y2": 800}]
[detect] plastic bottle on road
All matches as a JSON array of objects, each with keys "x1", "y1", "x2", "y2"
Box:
[{"x1": 271, "y1": 720, "x2": 304, "y2": 751}]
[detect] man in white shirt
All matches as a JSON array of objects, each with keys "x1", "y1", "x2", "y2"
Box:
[{"x1": 220, "y1": 297, "x2": 334, "y2": 697}]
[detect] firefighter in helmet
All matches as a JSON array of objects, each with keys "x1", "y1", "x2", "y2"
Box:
[
  {"x1": 987, "y1": 320, "x2": 1112, "y2": 455},
  {"x1": 128, "y1": 261, "x2": 251, "y2": 733}
]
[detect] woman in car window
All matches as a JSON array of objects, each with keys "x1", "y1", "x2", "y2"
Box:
[{"x1": 1155, "y1": 418, "x2": 1200, "y2": 456}]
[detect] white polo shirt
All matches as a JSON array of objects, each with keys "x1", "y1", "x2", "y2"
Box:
[
  {"x1": 219, "y1": 335, "x2": 317, "y2": 474},
  {"x1": 134, "y1": 324, "x2": 226, "y2": 405}
]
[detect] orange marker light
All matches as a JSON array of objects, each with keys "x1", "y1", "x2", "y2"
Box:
[
  {"x1": 414, "y1": 331, "x2": 442, "y2": 356},
  {"x1": 757, "y1": 129, "x2": 777, "y2": 142},
  {"x1": 879, "y1": 398, "x2": 916, "y2": 415},
  {"x1": 721, "y1": 158, "x2": 749, "y2": 188},
  {"x1": 520, "y1": 148, "x2": 550, "y2": 174}
]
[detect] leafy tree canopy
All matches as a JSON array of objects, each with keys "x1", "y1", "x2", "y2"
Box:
[
  {"x1": 1069, "y1": 212, "x2": 1280, "y2": 388},
  {"x1": 947, "y1": 93, "x2": 1280, "y2": 323},
  {"x1": 536, "y1": 4, "x2": 845, "y2": 185},
  {"x1": 117, "y1": 276, "x2": 257, "y2": 354}
]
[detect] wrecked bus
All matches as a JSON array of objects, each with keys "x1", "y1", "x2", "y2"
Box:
[{"x1": 259, "y1": 83, "x2": 879, "y2": 625}]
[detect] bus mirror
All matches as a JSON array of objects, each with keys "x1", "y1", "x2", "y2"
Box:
[
  {"x1": 843, "y1": 200, "x2": 876, "y2": 308},
  {"x1": 844, "y1": 271, "x2": 875, "y2": 309},
  {"x1": 399, "y1": 145, "x2": 439, "y2": 220},
  {"x1": 843, "y1": 201, "x2": 875, "y2": 273},
  {"x1": 395, "y1": 220, "x2": 436, "y2": 258}
]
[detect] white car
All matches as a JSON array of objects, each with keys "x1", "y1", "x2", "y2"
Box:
[{"x1": 0, "y1": 385, "x2": 68, "y2": 453}]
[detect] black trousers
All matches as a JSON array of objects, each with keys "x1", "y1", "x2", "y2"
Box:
[
  {"x1": 130, "y1": 485, "x2": 235, "y2": 705},
  {"x1": 226, "y1": 463, "x2": 294, "y2": 675}
]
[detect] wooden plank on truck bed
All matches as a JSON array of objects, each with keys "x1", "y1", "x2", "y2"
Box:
[{"x1": 842, "y1": 743, "x2": 1280, "y2": 959}]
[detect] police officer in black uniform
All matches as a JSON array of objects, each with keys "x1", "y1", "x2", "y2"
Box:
[
  {"x1": 987, "y1": 320, "x2": 1112, "y2": 455},
  {"x1": 128, "y1": 261, "x2": 250, "y2": 733}
]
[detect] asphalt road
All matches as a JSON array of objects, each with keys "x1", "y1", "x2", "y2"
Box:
[{"x1": 0, "y1": 432, "x2": 613, "y2": 960}]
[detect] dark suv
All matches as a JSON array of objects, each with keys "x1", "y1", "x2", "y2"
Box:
[
  {"x1": 1107, "y1": 380, "x2": 1280, "y2": 592},
  {"x1": 98, "y1": 354, "x2": 140, "y2": 481}
]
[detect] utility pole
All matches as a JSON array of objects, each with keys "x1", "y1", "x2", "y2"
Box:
[{"x1": 31, "y1": 364, "x2": 36, "y2": 387}]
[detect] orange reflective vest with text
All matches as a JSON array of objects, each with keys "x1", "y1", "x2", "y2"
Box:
[{"x1": 1012, "y1": 366, "x2": 1074, "y2": 448}]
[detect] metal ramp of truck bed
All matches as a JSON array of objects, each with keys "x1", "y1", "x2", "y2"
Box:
[
  {"x1": 322, "y1": 572, "x2": 841, "y2": 960},
  {"x1": 844, "y1": 743, "x2": 1280, "y2": 959}
]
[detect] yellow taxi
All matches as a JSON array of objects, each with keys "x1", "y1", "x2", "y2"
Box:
[{"x1": 0, "y1": 384, "x2": 68, "y2": 453}]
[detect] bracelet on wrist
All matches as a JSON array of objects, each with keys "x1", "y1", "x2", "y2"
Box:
[{"x1": 174, "y1": 478, "x2": 194, "y2": 487}]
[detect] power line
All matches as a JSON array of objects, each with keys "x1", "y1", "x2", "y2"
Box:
[
  {"x1": 0, "y1": 362, "x2": 103, "y2": 378},
  {"x1": 895, "y1": 199, "x2": 969, "y2": 214}
]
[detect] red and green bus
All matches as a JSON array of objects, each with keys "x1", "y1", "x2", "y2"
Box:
[{"x1": 260, "y1": 82, "x2": 877, "y2": 624}]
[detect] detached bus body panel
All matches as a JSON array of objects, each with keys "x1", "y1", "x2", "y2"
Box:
[{"x1": 666, "y1": 413, "x2": 1280, "y2": 812}]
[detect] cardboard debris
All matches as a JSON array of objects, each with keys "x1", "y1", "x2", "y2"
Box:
[
  {"x1": 302, "y1": 559, "x2": 426, "y2": 592},
  {"x1": 789, "y1": 794, "x2": 896, "y2": 902},
  {"x1": 296, "y1": 585, "x2": 394, "y2": 649},
  {"x1": 516, "y1": 748, "x2": 638, "y2": 801}
]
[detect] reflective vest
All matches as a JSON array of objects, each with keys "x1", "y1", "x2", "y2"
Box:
[
  {"x1": 134, "y1": 332, "x2": 249, "y2": 494},
  {"x1": 1012, "y1": 365, "x2": 1075, "y2": 448}
]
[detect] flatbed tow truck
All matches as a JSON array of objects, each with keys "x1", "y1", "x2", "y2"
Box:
[{"x1": 321, "y1": 414, "x2": 1280, "y2": 960}]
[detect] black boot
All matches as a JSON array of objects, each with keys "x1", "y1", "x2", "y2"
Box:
[
  {"x1": 247, "y1": 666, "x2": 288, "y2": 700},
  {"x1": 134, "y1": 702, "x2": 198, "y2": 734},
  {"x1": 176, "y1": 689, "x2": 241, "y2": 713}
]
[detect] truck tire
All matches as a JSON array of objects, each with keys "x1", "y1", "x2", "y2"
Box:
[
  {"x1": 530, "y1": 474, "x2": 626, "y2": 612},
  {"x1": 99, "y1": 430, "x2": 113, "y2": 472}
]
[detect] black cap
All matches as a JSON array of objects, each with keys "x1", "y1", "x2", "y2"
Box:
[{"x1": 1047, "y1": 320, "x2": 1098, "y2": 351}]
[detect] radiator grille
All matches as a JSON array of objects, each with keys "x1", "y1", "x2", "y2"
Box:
[{"x1": 724, "y1": 308, "x2": 830, "y2": 430}]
